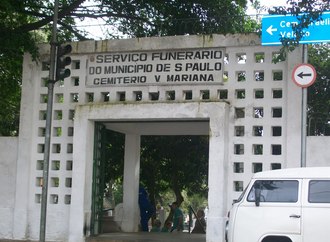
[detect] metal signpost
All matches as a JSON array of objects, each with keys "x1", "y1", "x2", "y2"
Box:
[{"x1": 292, "y1": 61, "x2": 317, "y2": 167}]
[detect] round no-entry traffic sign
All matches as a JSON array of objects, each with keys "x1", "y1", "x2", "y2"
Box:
[{"x1": 292, "y1": 63, "x2": 316, "y2": 88}]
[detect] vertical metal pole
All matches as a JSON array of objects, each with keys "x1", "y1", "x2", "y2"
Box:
[
  {"x1": 40, "y1": 0, "x2": 58, "y2": 241},
  {"x1": 301, "y1": 44, "x2": 308, "y2": 167}
]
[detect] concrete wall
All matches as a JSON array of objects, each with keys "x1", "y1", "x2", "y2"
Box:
[
  {"x1": 0, "y1": 137, "x2": 18, "y2": 239},
  {"x1": 1, "y1": 33, "x2": 328, "y2": 242},
  {"x1": 307, "y1": 136, "x2": 330, "y2": 167},
  {"x1": 0, "y1": 134, "x2": 329, "y2": 240}
]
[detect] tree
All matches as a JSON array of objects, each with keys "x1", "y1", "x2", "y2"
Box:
[
  {"x1": 265, "y1": 1, "x2": 330, "y2": 135},
  {"x1": 102, "y1": 133, "x2": 209, "y2": 215},
  {"x1": 0, "y1": 1, "x2": 40, "y2": 135},
  {"x1": 0, "y1": 0, "x2": 258, "y2": 135},
  {"x1": 307, "y1": 44, "x2": 330, "y2": 135},
  {"x1": 268, "y1": 0, "x2": 330, "y2": 61},
  {"x1": 140, "y1": 136, "x2": 209, "y2": 206},
  {"x1": 103, "y1": 130, "x2": 125, "y2": 206},
  {"x1": 103, "y1": 0, "x2": 257, "y2": 37}
]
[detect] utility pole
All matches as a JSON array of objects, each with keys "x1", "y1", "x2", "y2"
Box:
[{"x1": 39, "y1": 0, "x2": 59, "y2": 241}]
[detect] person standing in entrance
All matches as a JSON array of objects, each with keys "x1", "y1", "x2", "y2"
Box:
[
  {"x1": 138, "y1": 186, "x2": 154, "y2": 231},
  {"x1": 170, "y1": 202, "x2": 184, "y2": 232}
]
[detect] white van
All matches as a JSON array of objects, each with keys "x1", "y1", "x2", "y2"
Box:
[{"x1": 225, "y1": 167, "x2": 330, "y2": 242}]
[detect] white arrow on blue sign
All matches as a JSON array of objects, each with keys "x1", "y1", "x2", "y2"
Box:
[{"x1": 262, "y1": 12, "x2": 330, "y2": 45}]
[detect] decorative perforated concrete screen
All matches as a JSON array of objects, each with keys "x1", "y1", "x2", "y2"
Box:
[{"x1": 16, "y1": 34, "x2": 302, "y2": 241}]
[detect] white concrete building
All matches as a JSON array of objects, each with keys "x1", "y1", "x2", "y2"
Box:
[{"x1": 0, "y1": 33, "x2": 329, "y2": 242}]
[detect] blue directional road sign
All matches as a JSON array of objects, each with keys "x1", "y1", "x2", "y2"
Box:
[{"x1": 262, "y1": 12, "x2": 330, "y2": 45}]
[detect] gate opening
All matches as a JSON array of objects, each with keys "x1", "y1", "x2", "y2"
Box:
[{"x1": 91, "y1": 121, "x2": 209, "y2": 236}]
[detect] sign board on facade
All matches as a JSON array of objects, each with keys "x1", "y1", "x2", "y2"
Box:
[
  {"x1": 86, "y1": 48, "x2": 224, "y2": 87},
  {"x1": 262, "y1": 12, "x2": 330, "y2": 45},
  {"x1": 292, "y1": 63, "x2": 316, "y2": 88}
]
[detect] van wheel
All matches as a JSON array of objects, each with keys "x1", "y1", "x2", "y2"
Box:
[{"x1": 262, "y1": 236, "x2": 292, "y2": 242}]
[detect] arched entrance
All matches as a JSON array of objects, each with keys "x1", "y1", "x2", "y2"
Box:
[{"x1": 69, "y1": 102, "x2": 229, "y2": 242}]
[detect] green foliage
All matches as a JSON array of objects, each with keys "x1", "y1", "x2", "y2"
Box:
[
  {"x1": 102, "y1": 133, "x2": 209, "y2": 209},
  {"x1": 307, "y1": 44, "x2": 330, "y2": 135},
  {"x1": 264, "y1": 2, "x2": 330, "y2": 127},
  {"x1": 0, "y1": 0, "x2": 259, "y2": 136},
  {"x1": 181, "y1": 192, "x2": 207, "y2": 215},
  {"x1": 0, "y1": 0, "x2": 83, "y2": 136},
  {"x1": 103, "y1": 130, "x2": 125, "y2": 187},
  {"x1": 140, "y1": 135, "x2": 209, "y2": 207},
  {"x1": 103, "y1": 0, "x2": 257, "y2": 37},
  {"x1": 0, "y1": 55, "x2": 21, "y2": 136},
  {"x1": 268, "y1": 0, "x2": 330, "y2": 62},
  {"x1": 0, "y1": 1, "x2": 41, "y2": 135}
]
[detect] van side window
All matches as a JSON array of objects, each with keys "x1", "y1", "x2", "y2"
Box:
[
  {"x1": 247, "y1": 180, "x2": 299, "y2": 203},
  {"x1": 309, "y1": 180, "x2": 330, "y2": 203}
]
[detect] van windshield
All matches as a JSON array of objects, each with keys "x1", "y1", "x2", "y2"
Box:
[{"x1": 247, "y1": 180, "x2": 299, "y2": 203}]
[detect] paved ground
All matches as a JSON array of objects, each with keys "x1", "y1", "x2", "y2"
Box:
[
  {"x1": 0, "y1": 232, "x2": 206, "y2": 242},
  {"x1": 86, "y1": 232, "x2": 206, "y2": 242}
]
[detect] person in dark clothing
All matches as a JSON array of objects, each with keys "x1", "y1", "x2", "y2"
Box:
[
  {"x1": 138, "y1": 186, "x2": 154, "y2": 231},
  {"x1": 191, "y1": 209, "x2": 206, "y2": 234}
]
